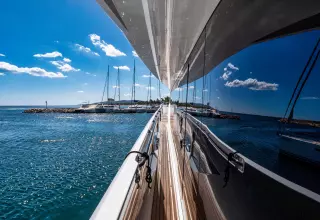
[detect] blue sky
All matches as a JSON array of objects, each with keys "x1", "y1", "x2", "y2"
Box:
[
  {"x1": 172, "y1": 30, "x2": 320, "y2": 120},
  {"x1": 0, "y1": 1, "x2": 319, "y2": 120},
  {"x1": 0, "y1": 0, "x2": 168, "y2": 106}
]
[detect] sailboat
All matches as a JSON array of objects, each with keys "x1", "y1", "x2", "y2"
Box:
[
  {"x1": 278, "y1": 38, "x2": 320, "y2": 165},
  {"x1": 127, "y1": 60, "x2": 147, "y2": 112},
  {"x1": 91, "y1": 1, "x2": 320, "y2": 219}
]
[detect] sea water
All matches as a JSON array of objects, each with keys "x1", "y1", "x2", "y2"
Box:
[{"x1": 0, "y1": 106, "x2": 151, "y2": 219}]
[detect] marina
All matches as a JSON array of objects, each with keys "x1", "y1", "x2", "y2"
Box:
[
  {"x1": 0, "y1": 0, "x2": 320, "y2": 219},
  {"x1": 23, "y1": 106, "x2": 158, "y2": 114}
]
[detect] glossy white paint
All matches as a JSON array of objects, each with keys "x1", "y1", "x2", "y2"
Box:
[{"x1": 90, "y1": 107, "x2": 161, "y2": 220}]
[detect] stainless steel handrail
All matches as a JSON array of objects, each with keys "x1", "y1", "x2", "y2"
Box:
[{"x1": 91, "y1": 105, "x2": 162, "y2": 220}]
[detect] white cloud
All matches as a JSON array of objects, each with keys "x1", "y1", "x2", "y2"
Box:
[
  {"x1": 132, "y1": 51, "x2": 138, "y2": 57},
  {"x1": 146, "y1": 86, "x2": 155, "y2": 90},
  {"x1": 34, "y1": 51, "x2": 62, "y2": 58},
  {"x1": 174, "y1": 88, "x2": 183, "y2": 91},
  {"x1": 142, "y1": 74, "x2": 154, "y2": 78},
  {"x1": 50, "y1": 61, "x2": 80, "y2": 72},
  {"x1": 217, "y1": 97, "x2": 220, "y2": 99},
  {"x1": 93, "y1": 74, "x2": 97, "y2": 77},
  {"x1": 225, "y1": 78, "x2": 279, "y2": 91},
  {"x1": 124, "y1": 93, "x2": 131, "y2": 97},
  {"x1": 63, "y1": 58, "x2": 71, "y2": 63},
  {"x1": 77, "y1": 91, "x2": 84, "y2": 93},
  {"x1": 0, "y1": 73, "x2": 5, "y2": 76},
  {"x1": 112, "y1": 85, "x2": 120, "y2": 89},
  {"x1": 203, "y1": 89, "x2": 208, "y2": 92},
  {"x1": 83, "y1": 83, "x2": 88, "y2": 86},
  {"x1": 113, "y1": 66, "x2": 130, "y2": 71},
  {"x1": 0, "y1": 53, "x2": 5, "y2": 57},
  {"x1": 189, "y1": 86, "x2": 194, "y2": 89},
  {"x1": 0, "y1": 61, "x2": 66, "y2": 78},
  {"x1": 89, "y1": 34, "x2": 126, "y2": 57},
  {"x1": 227, "y1": 63, "x2": 239, "y2": 71},
  {"x1": 134, "y1": 83, "x2": 144, "y2": 87},
  {"x1": 220, "y1": 63, "x2": 239, "y2": 80},
  {"x1": 85, "y1": 72, "x2": 91, "y2": 75},
  {"x1": 74, "y1": 44, "x2": 100, "y2": 56},
  {"x1": 220, "y1": 71, "x2": 232, "y2": 80},
  {"x1": 300, "y1": 97, "x2": 319, "y2": 100}
]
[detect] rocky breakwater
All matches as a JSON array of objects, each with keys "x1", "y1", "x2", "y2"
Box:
[{"x1": 24, "y1": 108, "x2": 77, "y2": 113}]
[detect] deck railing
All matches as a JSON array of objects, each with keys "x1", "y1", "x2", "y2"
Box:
[{"x1": 91, "y1": 105, "x2": 162, "y2": 220}]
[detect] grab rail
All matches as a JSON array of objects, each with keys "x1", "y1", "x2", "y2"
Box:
[{"x1": 91, "y1": 105, "x2": 162, "y2": 220}]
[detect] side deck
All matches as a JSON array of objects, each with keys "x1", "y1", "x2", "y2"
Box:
[{"x1": 121, "y1": 105, "x2": 224, "y2": 220}]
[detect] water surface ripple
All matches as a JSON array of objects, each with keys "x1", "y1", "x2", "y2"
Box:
[{"x1": 0, "y1": 107, "x2": 151, "y2": 219}]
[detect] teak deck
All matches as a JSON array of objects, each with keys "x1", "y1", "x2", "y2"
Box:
[
  {"x1": 124, "y1": 107, "x2": 223, "y2": 219},
  {"x1": 151, "y1": 114, "x2": 178, "y2": 220}
]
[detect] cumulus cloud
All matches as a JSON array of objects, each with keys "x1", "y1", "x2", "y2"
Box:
[
  {"x1": 146, "y1": 86, "x2": 155, "y2": 90},
  {"x1": 74, "y1": 44, "x2": 100, "y2": 56},
  {"x1": 124, "y1": 93, "x2": 132, "y2": 97},
  {"x1": 33, "y1": 51, "x2": 62, "y2": 58},
  {"x1": 0, "y1": 61, "x2": 66, "y2": 78},
  {"x1": 113, "y1": 66, "x2": 130, "y2": 71},
  {"x1": 220, "y1": 71, "x2": 232, "y2": 80},
  {"x1": 89, "y1": 34, "x2": 126, "y2": 57},
  {"x1": 134, "y1": 83, "x2": 144, "y2": 87},
  {"x1": 132, "y1": 51, "x2": 138, "y2": 57},
  {"x1": 63, "y1": 58, "x2": 71, "y2": 63},
  {"x1": 225, "y1": 78, "x2": 279, "y2": 91},
  {"x1": 0, "y1": 73, "x2": 5, "y2": 76},
  {"x1": 112, "y1": 85, "x2": 120, "y2": 89},
  {"x1": 220, "y1": 62, "x2": 239, "y2": 80},
  {"x1": 50, "y1": 61, "x2": 80, "y2": 72},
  {"x1": 77, "y1": 91, "x2": 84, "y2": 93},
  {"x1": 174, "y1": 88, "x2": 183, "y2": 91},
  {"x1": 300, "y1": 97, "x2": 319, "y2": 100},
  {"x1": 0, "y1": 53, "x2": 5, "y2": 57},
  {"x1": 227, "y1": 63, "x2": 239, "y2": 71}
]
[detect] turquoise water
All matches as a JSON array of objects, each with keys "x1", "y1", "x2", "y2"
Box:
[{"x1": 0, "y1": 106, "x2": 151, "y2": 219}]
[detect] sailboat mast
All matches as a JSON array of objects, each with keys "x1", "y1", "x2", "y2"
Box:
[
  {"x1": 133, "y1": 60, "x2": 136, "y2": 103},
  {"x1": 118, "y1": 67, "x2": 120, "y2": 103},
  {"x1": 101, "y1": 65, "x2": 109, "y2": 104},
  {"x1": 107, "y1": 65, "x2": 109, "y2": 103},
  {"x1": 148, "y1": 71, "x2": 152, "y2": 105},
  {"x1": 193, "y1": 81, "x2": 196, "y2": 104}
]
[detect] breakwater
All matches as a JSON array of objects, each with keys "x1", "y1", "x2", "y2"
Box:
[{"x1": 23, "y1": 108, "x2": 157, "y2": 114}]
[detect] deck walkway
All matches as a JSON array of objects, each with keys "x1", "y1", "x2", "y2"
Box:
[
  {"x1": 151, "y1": 110, "x2": 178, "y2": 219},
  {"x1": 123, "y1": 105, "x2": 223, "y2": 219}
]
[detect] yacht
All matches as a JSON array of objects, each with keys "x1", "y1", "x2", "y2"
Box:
[
  {"x1": 127, "y1": 105, "x2": 147, "y2": 113},
  {"x1": 91, "y1": 0, "x2": 320, "y2": 219}
]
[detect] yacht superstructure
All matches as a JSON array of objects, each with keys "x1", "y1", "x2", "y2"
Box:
[{"x1": 91, "y1": 0, "x2": 320, "y2": 219}]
